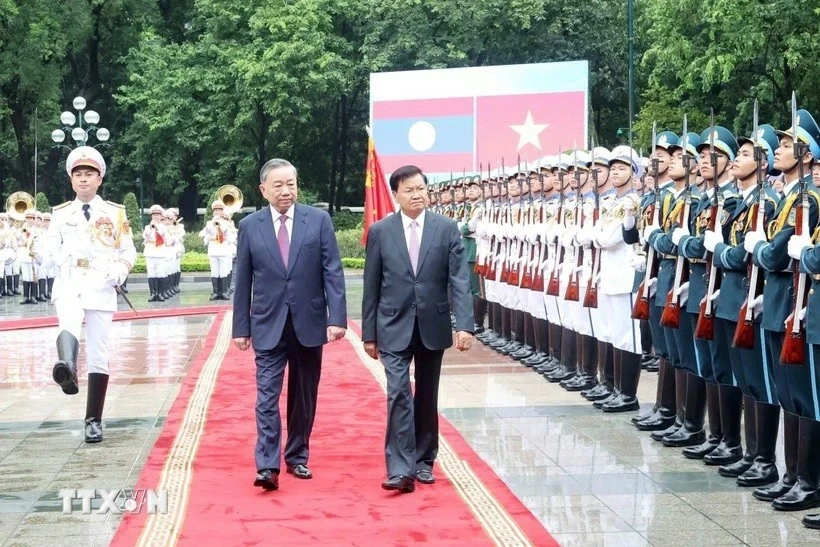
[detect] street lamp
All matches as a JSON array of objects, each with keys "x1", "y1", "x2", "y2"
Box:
[{"x1": 51, "y1": 95, "x2": 110, "y2": 151}]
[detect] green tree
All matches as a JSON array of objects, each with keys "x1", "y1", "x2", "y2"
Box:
[
  {"x1": 123, "y1": 192, "x2": 141, "y2": 230},
  {"x1": 34, "y1": 191, "x2": 49, "y2": 212}
]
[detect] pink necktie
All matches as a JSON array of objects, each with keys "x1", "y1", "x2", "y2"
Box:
[
  {"x1": 278, "y1": 215, "x2": 289, "y2": 267},
  {"x1": 409, "y1": 220, "x2": 420, "y2": 274}
]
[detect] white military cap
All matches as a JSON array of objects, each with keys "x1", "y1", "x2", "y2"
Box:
[
  {"x1": 24, "y1": 209, "x2": 36, "y2": 218},
  {"x1": 149, "y1": 204, "x2": 164, "y2": 214},
  {"x1": 609, "y1": 146, "x2": 642, "y2": 174},
  {"x1": 211, "y1": 200, "x2": 225, "y2": 210},
  {"x1": 167, "y1": 207, "x2": 179, "y2": 216},
  {"x1": 591, "y1": 147, "x2": 612, "y2": 166},
  {"x1": 66, "y1": 146, "x2": 106, "y2": 178},
  {"x1": 42, "y1": 212, "x2": 52, "y2": 220}
]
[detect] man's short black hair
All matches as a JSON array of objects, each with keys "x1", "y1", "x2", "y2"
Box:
[{"x1": 389, "y1": 165, "x2": 428, "y2": 192}]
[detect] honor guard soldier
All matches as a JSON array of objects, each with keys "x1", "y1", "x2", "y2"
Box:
[
  {"x1": 18, "y1": 209, "x2": 40, "y2": 304},
  {"x1": 788, "y1": 230, "x2": 820, "y2": 527},
  {"x1": 744, "y1": 107, "x2": 820, "y2": 505},
  {"x1": 0, "y1": 213, "x2": 14, "y2": 295},
  {"x1": 643, "y1": 130, "x2": 701, "y2": 442},
  {"x1": 200, "y1": 200, "x2": 236, "y2": 300},
  {"x1": 167, "y1": 207, "x2": 185, "y2": 294},
  {"x1": 461, "y1": 176, "x2": 486, "y2": 333},
  {"x1": 143, "y1": 204, "x2": 168, "y2": 301},
  {"x1": 704, "y1": 123, "x2": 780, "y2": 483},
  {"x1": 45, "y1": 146, "x2": 136, "y2": 443},
  {"x1": 429, "y1": 183, "x2": 439, "y2": 212},
  {"x1": 671, "y1": 125, "x2": 740, "y2": 459}
]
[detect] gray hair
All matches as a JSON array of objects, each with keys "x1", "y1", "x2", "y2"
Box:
[{"x1": 259, "y1": 158, "x2": 298, "y2": 184}]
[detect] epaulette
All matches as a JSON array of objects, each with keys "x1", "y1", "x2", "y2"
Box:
[
  {"x1": 52, "y1": 201, "x2": 71, "y2": 211},
  {"x1": 106, "y1": 200, "x2": 125, "y2": 209}
]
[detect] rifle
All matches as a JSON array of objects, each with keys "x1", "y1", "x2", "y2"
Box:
[
  {"x1": 533, "y1": 156, "x2": 547, "y2": 292},
  {"x1": 695, "y1": 109, "x2": 722, "y2": 340},
  {"x1": 565, "y1": 146, "x2": 583, "y2": 302},
  {"x1": 632, "y1": 121, "x2": 663, "y2": 320},
  {"x1": 583, "y1": 146, "x2": 601, "y2": 308},
  {"x1": 485, "y1": 166, "x2": 501, "y2": 281},
  {"x1": 660, "y1": 129, "x2": 695, "y2": 329},
  {"x1": 521, "y1": 159, "x2": 537, "y2": 290},
  {"x1": 499, "y1": 160, "x2": 513, "y2": 283},
  {"x1": 781, "y1": 91, "x2": 810, "y2": 365},
  {"x1": 508, "y1": 157, "x2": 525, "y2": 287},
  {"x1": 734, "y1": 100, "x2": 766, "y2": 348},
  {"x1": 547, "y1": 159, "x2": 566, "y2": 296}
]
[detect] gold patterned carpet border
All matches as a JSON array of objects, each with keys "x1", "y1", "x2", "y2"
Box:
[
  {"x1": 345, "y1": 329, "x2": 533, "y2": 547},
  {"x1": 136, "y1": 311, "x2": 233, "y2": 547}
]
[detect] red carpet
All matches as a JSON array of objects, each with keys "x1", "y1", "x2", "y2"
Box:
[{"x1": 112, "y1": 315, "x2": 555, "y2": 546}]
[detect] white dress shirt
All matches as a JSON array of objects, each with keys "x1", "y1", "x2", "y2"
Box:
[
  {"x1": 400, "y1": 209, "x2": 425, "y2": 253},
  {"x1": 270, "y1": 204, "x2": 295, "y2": 244}
]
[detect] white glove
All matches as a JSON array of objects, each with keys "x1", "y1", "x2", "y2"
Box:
[
  {"x1": 643, "y1": 224, "x2": 660, "y2": 243},
  {"x1": 582, "y1": 202, "x2": 595, "y2": 218},
  {"x1": 576, "y1": 228, "x2": 593, "y2": 246},
  {"x1": 561, "y1": 226, "x2": 578, "y2": 247},
  {"x1": 703, "y1": 230, "x2": 722, "y2": 253},
  {"x1": 708, "y1": 289, "x2": 721, "y2": 302},
  {"x1": 552, "y1": 224, "x2": 566, "y2": 242},
  {"x1": 787, "y1": 235, "x2": 812, "y2": 261},
  {"x1": 674, "y1": 281, "x2": 689, "y2": 305},
  {"x1": 671, "y1": 227, "x2": 689, "y2": 246},
  {"x1": 744, "y1": 231, "x2": 766, "y2": 254},
  {"x1": 630, "y1": 255, "x2": 647, "y2": 273},
  {"x1": 750, "y1": 294, "x2": 764, "y2": 315},
  {"x1": 798, "y1": 306, "x2": 807, "y2": 322},
  {"x1": 623, "y1": 215, "x2": 636, "y2": 231},
  {"x1": 107, "y1": 261, "x2": 130, "y2": 287},
  {"x1": 645, "y1": 276, "x2": 657, "y2": 298}
]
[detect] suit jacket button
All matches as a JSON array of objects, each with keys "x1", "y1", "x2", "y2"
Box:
[{"x1": 414, "y1": 281, "x2": 419, "y2": 286}]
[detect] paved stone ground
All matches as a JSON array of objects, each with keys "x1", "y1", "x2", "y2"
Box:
[{"x1": 0, "y1": 277, "x2": 816, "y2": 546}]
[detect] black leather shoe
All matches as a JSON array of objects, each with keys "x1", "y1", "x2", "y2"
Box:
[
  {"x1": 416, "y1": 470, "x2": 436, "y2": 484},
  {"x1": 382, "y1": 475, "x2": 415, "y2": 493},
  {"x1": 602, "y1": 395, "x2": 640, "y2": 413},
  {"x1": 650, "y1": 420, "x2": 682, "y2": 441},
  {"x1": 645, "y1": 360, "x2": 660, "y2": 373},
  {"x1": 680, "y1": 437, "x2": 720, "y2": 460},
  {"x1": 753, "y1": 476, "x2": 796, "y2": 501},
  {"x1": 635, "y1": 412, "x2": 677, "y2": 432},
  {"x1": 286, "y1": 463, "x2": 313, "y2": 479},
  {"x1": 564, "y1": 375, "x2": 597, "y2": 392},
  {"x1": 718, "y1": 453, "x2": 755, "y2": 478},
  {"x1": 703, "y1": 443, "x2": 743, "y2": 466},
  {"x1": 254, "y1": 469, "x2": 279, "y2": 490},
  {"x1": 771, "y1": 479, "x2": 820, "y2": 511},
  {"x1": 84, "y1": 419, "x2": 103, "y2": 443},
  {"x1": 737, "y1": 459, "x2": 779, "y2": 487},
  {"x1": 803, "y1": 513, "x2": 820, "y2": 529}
]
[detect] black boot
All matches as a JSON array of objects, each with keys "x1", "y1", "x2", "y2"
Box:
[
  {"x1": 217, "y1": 277, "x2": 230, "y2": 300},
  {"x1": 84, "y1": 373, "x2": 109, "y2": 443},
  {"x1": 703, "y1": 384, "x2": 744, "y2": 465},
  {"x1": 37, "y1": 278, "x2": 48, "y2": 302},
  {"x1": 634, "y1": 356, "x2": 665, "y2": 423},
  {"x1": 19, "y1": 281, "x2": 34, "y2": 304},
  {"x1": 119, "y1": 277, "x2": 128, "y2": 293},
  {"x1": 651, "y1": 367, "x2": 687, "y2": 440},
  {"x1": 682, "y1": 381, "x2": 721, "y2": 459},
  {"x1": 3, "y1": 274, "x2": 12, "y2": 296},
  {"x1": 156, "y1": 277, "x2": 167, "y2": 301},
  {"x1": 13, "y1": 274, "x2": 20, "y2": 294},
  {"x1": 720, "y1": 394, "x2": 757, "y2": 478},
  {"x1": 772, "y1": 416, "x2": 820, "y2": 511},
  {"x1": 52, "y1": 331, "x2": 79, "y2": 395},
  {"x1": 603, "y1": 350, "x2": 641, "y2": 412},
  {"x1": 172, "y1": 272, "x2": 180, "y2": 294},
  {"x1": 225, "y1": 271, "x2": 232, "y2": 295},
  {"x1": 754, "y1": 411, "x2": 798, "y2": 500},
  {"x1": 209, "y1": 277, "x2": 220, "y2": 300},
  {"x1": 804, "y1": 513, "x2": 820, "y2": 529},
  {"x1": 564, "y1": 335, "x2": 597, "y2": 391},
  {"x1": 662, "y1": 372, "x2": 707, "y2": 447},
  {"x1": 46, "y1": 277, "x2": 54, "y2": 298},
  {"x1": 162, "y1": 276, "x2": 174, "y2": 299},
  {"x1": 738, "y1": 401, "x2": 780, "y2": 487}
]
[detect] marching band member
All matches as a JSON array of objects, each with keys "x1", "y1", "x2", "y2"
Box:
[
  {"x1": 200, "y1": 200, "x2": 236, "y2": 300},
  {"x1": 143, "y1": 204, "x2": 168, "y2": 302}
]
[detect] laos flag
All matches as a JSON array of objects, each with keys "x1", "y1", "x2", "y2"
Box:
[{"x1": 370, "y1": 61, "x2": 588, "y2": 175}]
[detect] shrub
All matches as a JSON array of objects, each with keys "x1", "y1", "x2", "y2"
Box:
[
  {"x1": 331, "y1": 210, "x2": 363, "y2": 231},
  {"x1": 335, "y1": 228, "x2": 365, "y2": 259},
  {"x1": 123, "y1": 192, "x2": 141, "y2": 228},
  {"x1": 183, "y1": 231, "x2": 206, "y2": 253},
  {"x1": 133, "y1": 235, "x2": 144, "y2": 253},
  {"x1": 132, "y1": 252, "x2": 211, "y2": 273},
  {"x1": 35, "y1": 192, "x2": 49, "y2": 212},
  {"x1": 342, "y1": 258, "x2": 365, "y2": 269}
]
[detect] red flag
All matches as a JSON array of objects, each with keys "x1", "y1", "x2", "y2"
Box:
[{"x1": 361, "y1": 132, "x2": 395, "y2": 246}]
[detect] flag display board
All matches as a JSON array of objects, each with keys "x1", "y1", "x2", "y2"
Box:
[{"x1": 370, "y1": 61, "x2": 588, "y2": 176}]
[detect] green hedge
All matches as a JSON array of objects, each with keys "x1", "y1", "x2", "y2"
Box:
[
  {"x1": 335, "y1": 228, "x2": 365, "y2": 259},
  {"x1": 131, "y1": 252, "x2": 364, "y2": 273},
  {"x1": 331, "y1": 211, "x2": 363, "y2": 231}
]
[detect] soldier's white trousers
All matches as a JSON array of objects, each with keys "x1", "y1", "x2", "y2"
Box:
[
  {"x1": 209, "y1": 255, "x2": 231, "y2": 278},
  {"x1": 19, "y1": 261, "x2": 35, "y2": 282},
  {"x1": 145, "y1": 256, "x2": 163, "y2": 277},
  {"x1": 55, "y1": 297, "x2": 114, "y2": 375}
]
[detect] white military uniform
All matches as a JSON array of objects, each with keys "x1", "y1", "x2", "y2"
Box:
[{"x1": 45, "y1": 195, "x2": 136, "y2": 373}]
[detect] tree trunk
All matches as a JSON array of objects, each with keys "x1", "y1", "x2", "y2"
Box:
[{"x1": 327, "y1": 99, "x2": 342, "y2": 213}]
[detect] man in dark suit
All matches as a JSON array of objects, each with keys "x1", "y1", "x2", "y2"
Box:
[
  {"x1": 362, "y1": 165, "x2": 474, "y2": 494},
  {"x1": 232, "y1": 158, "x2": 347, "y2": 491}
]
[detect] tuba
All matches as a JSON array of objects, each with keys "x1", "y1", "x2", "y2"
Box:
[
  {"x1": 6, "y1": 191, "x2": 34, "y2": 222},
  {"x1": 216, "y1": 185, "x2": 243, "y2": 217}
]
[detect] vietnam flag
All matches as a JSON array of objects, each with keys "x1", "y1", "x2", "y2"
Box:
[{"x1": 361, "y1": 129, "x2": 395, "y2": 246}]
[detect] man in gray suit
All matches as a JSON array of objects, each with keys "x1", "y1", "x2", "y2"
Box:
[{"x1": 362, "y1": 165, "x2": 474, "y2": 493}]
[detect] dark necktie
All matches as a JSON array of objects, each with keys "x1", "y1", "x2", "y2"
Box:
[
  {"x1": 278, "y1": 215, "x2": 289, "y2": 267},
  {"x1": 82, "y1": 203, "x2": 90, "y2": 221}
]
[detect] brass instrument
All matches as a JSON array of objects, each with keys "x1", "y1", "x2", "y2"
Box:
[
  {"x1": 5, "y1": 191, "x2": 34, "y2": 222},
  {"x1": 216, "y1": 185, "x2": 243, "y2": 217}
]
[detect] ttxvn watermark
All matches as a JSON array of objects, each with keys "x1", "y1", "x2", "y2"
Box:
[{"x1": 59, "y1": 488, "x2": 168, "y2": 514}]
